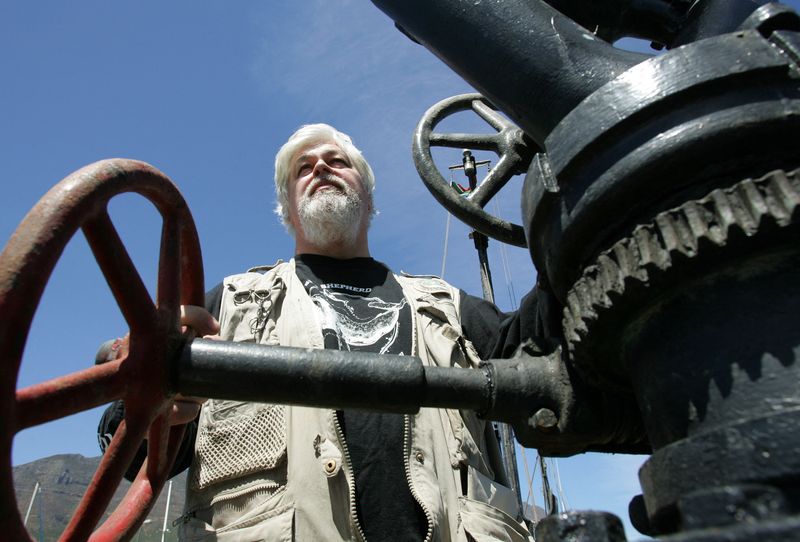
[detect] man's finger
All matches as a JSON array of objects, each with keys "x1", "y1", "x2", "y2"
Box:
[
  {"x1": 180, "y1": 305, "x2": 220, "y2": 337},
  {"x1": 169, "y1": 399, "x2": 204, "y2": 425},
  {"x1": 94, "y1": 336, "x2": 129, "y2": 365}
]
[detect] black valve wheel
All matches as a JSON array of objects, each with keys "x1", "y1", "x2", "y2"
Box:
[{"x1": 412, "y1": 93, "x2": 536, "y2": 247}]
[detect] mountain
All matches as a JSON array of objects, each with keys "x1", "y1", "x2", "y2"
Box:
[{"x1": 13, "y1": 454, "x2": 186, "y2": 541}]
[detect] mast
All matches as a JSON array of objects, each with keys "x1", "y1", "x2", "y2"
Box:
[
  {"x1": 161, "y1": 479, "x2": 173, "y2": 542},
  {"x1": 23, "y1": 481, "x2": 39, "y2": 527},
  {"x1": 449, "y1": 150, "x2": 525, "y2": 521}
]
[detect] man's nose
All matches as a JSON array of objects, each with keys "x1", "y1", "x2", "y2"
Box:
[{"x1": 312, "y1": 158, "x2": 332, "y2": 176}]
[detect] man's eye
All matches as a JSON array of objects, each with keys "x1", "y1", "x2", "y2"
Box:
[
  {"x1": 297, "y1": 164, "x2": 312, "y2": 175},
  {"x1": 330, "y1": 158, "x2": 348, "y2": 167}
]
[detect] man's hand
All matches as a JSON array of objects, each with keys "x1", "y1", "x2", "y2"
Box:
[
  {"x1": 95, "y1": 305, "x2": 221, "y2": 426},
  {"x1": 180, "y1": 304, "x2": 221, "y2": 339},
  {"x1": 170, "y1": 305, "x2": 221, "y2": 423}
]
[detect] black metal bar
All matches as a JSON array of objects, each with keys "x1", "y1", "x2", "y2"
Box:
[
  {"x1": 172, "y1": 339, "x2": 649, "y2": 458},
  {"x1": 371, "y1": 0, "x2": 649, "y2": 145},
  {"x1": 174, "y1": 338, "x2": 491, "y2": 414},
  {"x1": 421, "y1": 366, "x2": 490, "y2": 411}
]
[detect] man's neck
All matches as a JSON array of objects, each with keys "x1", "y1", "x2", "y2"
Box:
[{"x1": 294, "y1": 238, "x2": 370, "y2": 260}]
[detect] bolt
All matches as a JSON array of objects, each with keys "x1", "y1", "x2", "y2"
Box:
[{"x1": 532, "y1": 408, "x2": 558, "y2": 432}]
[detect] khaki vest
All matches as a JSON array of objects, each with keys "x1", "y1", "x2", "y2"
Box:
[{"x1": 178, "y1": 260, "x2": 531, "y2": 542}]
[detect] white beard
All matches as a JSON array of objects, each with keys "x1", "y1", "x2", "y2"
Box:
[{"x1": 298, "y1": 179, "x2": 364, "y2": 247}]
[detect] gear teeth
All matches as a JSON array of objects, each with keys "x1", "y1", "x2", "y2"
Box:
[
  {"x1": 670, "y1": 206, "x2": 698, "y2": 257},
  {"x1": 684, "y1": 201, "x2": 709, "y2": 255},
  {"x1": 565, "y1": 289, "x2": 587, "y2": 340},
  {"x1": 764, "y1": 171, "x2": 799, "y2": 225},
  {"x1": 739, "y1": 179, "x2": 769, "y2": 234},
  {"x1": 634, "y1": 225, "x2": 670, "y2": 271},
  {"x1": 655, "y1": 213, "x2": 680, "y2": 253},
  {"x1": 563, "y1": 168, "x2": 800, "y2": 381},
  {"x1": 597, "y1": 253, "x2": 622, "y2": 300},
  {"x1": 708, "y1": 188, "x2": 735, "y2": 243}
]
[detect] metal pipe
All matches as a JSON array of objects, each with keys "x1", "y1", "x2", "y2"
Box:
[
  {"x1": 370, "y1": 0, "x2": 649, "y2": 144},
  {"x1": 173, "y1": 339, "x2": 648, "y2": 457},
  {"x1": 174, "y1": 339, "x2": 491, "y2": 414}
]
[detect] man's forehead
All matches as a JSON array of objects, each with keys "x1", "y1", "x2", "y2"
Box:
[{"x1": 292, "y1": 141, "x2": 345, "y2": 163}]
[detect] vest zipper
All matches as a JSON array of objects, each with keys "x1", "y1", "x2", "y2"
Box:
[
  {"x1": 403, "y1": 279, "x2": 433, "y2": 541},
  {"x1": 404, "y1": 414, "x2": 434, "y2": 542},
  {"x1": 333, "y1": 411, "x2": 368, "y2": 542},
  {"x1": 206, "y1": 480, "x2": 282, "y2": 507}
]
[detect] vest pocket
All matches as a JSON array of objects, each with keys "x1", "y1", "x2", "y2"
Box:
[
  {"x1": 179, "y1": 488, "x2": 294, "y2": 541},
  {"x1": 193, "y1": 402, "x2": 287, "y2": 490},
  {"x1": 216, "y1": 499, "x2": 294, "y2": 541},
  {"x1": 458, "y1": 495, "x2": 531, "y2": 542}
]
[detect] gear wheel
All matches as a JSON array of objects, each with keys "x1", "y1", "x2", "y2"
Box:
[{"x1": 563, "y1": 168, "x2": 800, "y2": 389}]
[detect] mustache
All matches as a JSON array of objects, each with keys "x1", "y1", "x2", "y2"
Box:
[{"x1": 307, "y1": 173, "x2": 347, "y2": 196}]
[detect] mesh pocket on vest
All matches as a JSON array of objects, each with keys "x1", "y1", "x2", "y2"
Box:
[{"x1": 192, "y1": 404, "x2": 287, "y2": 490}]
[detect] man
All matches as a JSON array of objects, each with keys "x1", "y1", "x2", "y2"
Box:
[{"x1": 100, "y1": 124, "x2": 547, "y2": 541}]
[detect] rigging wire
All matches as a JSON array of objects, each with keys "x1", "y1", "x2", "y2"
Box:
[
  {"x1": 441, "y1": 211, "x2": 452, "y2": 278},
  {"x1": 491, "y1": 199, "x2": 519, "y2": 310},
  {"x1": 441, "y1": 168, "x2": 459, "y2": 278},
  {"x1": 521, "y1": 448, "x2": 539, "y2": 523},
  {"x1": 540, "y1": 455, "x2": 558, "y2": 515},
  {"x1": 552, "y1": 458, "x2": 570, "y2": 511},
  {"x1": 440, "y1": 153, "x2": 571, "y2": 526},
  {"x1": 490, "y1": 195, "x2": 567, "y2": 520}
]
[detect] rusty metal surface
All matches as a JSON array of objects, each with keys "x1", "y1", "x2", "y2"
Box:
[
  {"x1": 14, "y1": 359, "x2": 127, "y2": 431},
  {"x1": 0, "y1": 159, "x2": 203, "y2": 541},
  {"x1": 88, "y1": 423, "x2": 187, "y2": 542}
]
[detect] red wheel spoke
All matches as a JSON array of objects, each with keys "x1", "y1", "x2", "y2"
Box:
[
  {"x1": 147, "y1": 414, "x2": 188, "y2": 484},
  {"x1": 92, "y1": 418, "x2": 187, "y2": 541},
  {"x1": 14, "y1": 360, "x2": 126, "y2": 432},
  {"x1": 156, "y1": 217, "x2": 181, "y2": 320},
  {"x1": 82, "y1": 211, "x2": 157, "y2": 333},
  {"x1": 62, "y1": 418, "x2": 150, "y2": 541}
]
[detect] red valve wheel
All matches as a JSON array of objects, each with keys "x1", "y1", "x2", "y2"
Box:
[{"x1": 0, "y1": 159, "x2": 204, "y2": 541}]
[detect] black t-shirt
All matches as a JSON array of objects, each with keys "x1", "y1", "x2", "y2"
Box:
[{"x1": 294, "y1": 254, "x2": 425, "y2": 541}]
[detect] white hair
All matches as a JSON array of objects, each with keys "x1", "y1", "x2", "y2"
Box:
[{"x1": 274, "y1": 124, "x2": 376, "y2": 235}]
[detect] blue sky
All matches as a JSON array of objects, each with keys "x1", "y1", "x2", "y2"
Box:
[{"x1": 4, "y1": 1, "x2": 799, "y2": 537}]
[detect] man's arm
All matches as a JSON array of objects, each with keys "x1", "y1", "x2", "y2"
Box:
[
  {"x1": 96, "y1": 283, "x2": 223, "y2": 481},
  {"x1": 97, "y1": 401, "x2": 199, "y2": 481},
  {"x1": 459, "y1": 278, "x2": 562, "y2": 360}
]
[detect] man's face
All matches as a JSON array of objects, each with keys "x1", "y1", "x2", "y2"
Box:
[{"x1": 287, "y1": 141, "x2": 371, "y2": 245}]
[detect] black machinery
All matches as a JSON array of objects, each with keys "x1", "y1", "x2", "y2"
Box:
[
  {"x1": 1, "y1": 1, "x2": 799, "y2": 540},
  {"x1": 375, "y1": 0, "x2": 800, "y2": 539}
]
